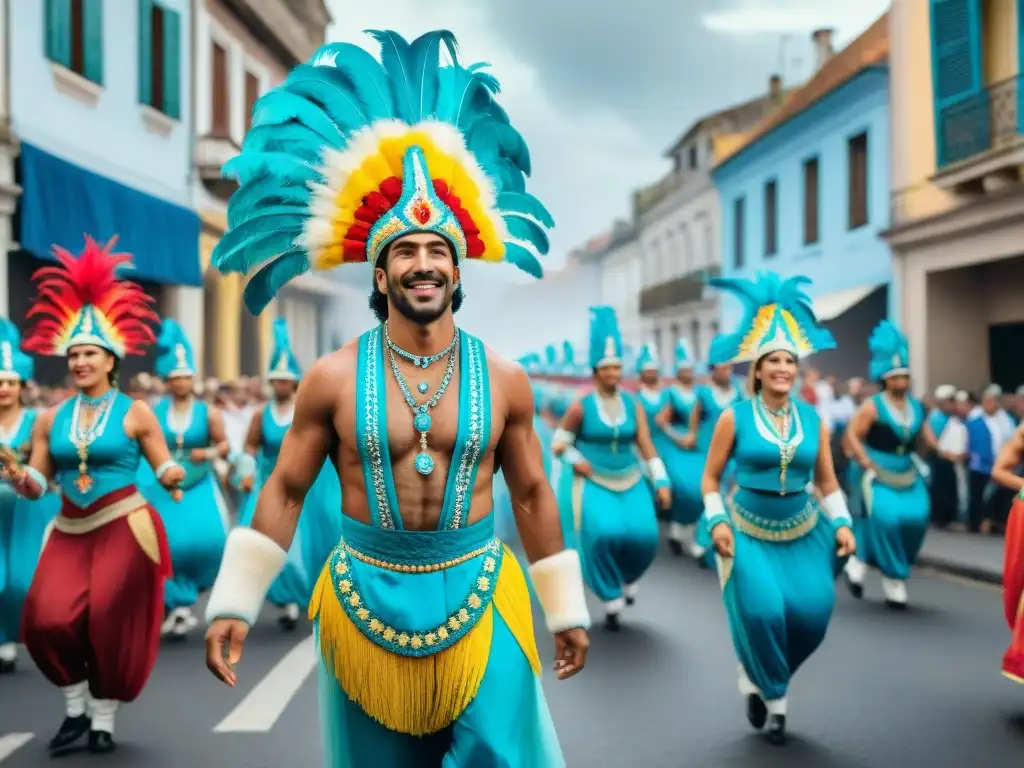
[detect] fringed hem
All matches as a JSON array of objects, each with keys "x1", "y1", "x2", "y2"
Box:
[{"x1": 309, "y1": 543, "x2": 539, "y2": 736}]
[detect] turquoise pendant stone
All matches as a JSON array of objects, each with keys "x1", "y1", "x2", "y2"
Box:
[
  {"x1": 417, "y1": 381, "x2": 429, "y2": 394},
  {"x1": 413, "y1": 412, "x2": 432, "y2": 433},
  {"x1": 414, "y1": 452, "x2": 434, "y2": 475}
]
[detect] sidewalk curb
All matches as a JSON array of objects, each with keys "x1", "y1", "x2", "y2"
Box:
[{"x1": 917, "y1": 554, "x2": 1002, "y2": 586}]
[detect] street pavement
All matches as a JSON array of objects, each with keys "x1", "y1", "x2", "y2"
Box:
[{"x1": 1, "y1": 540, "x2": 1022, "y2": 767}]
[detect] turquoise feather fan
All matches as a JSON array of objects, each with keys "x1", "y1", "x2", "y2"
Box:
[
  {"x1": 587, "y1": 306, "x2": 624, "y2": 370},
  {"x1": 0, "y1": 317, "x2": 33, "y2": 382},
  {"x1": 268, "y1": 318, "x2": 302, "y2": 381},
  {"x1": 868, "y1": 320, "x2": 909, "y2": 381},
  {"x1": 211, "y1": 29, "x2": 555, "y2": 315},
  {"x1": 154, "y1": 319, "x2": 195, "y2": 379}
]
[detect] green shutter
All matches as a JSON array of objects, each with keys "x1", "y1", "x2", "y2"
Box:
[
  {"x1": 163, "y1": 9, "x2": 181, "y2": 119},
  {"x1": 138, "y1": 0, "x2": 153, "y2": 106},
  {"x1": 82, "y1": 0, "x2": 104, "y2": 84},
  {"x1": 44, "y1": 0, "x2": 72, "y2": 68},
  {"x1": 929, "y1": 0, "x2": 983, "y2": 166}
]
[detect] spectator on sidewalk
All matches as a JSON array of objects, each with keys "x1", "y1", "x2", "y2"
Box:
[
  {"x1": 967, "y1": 385, "x2": 1017, "y2": 534},
  {"x1": 929, "y1": 385, "x2": 965, "y2": 529}
]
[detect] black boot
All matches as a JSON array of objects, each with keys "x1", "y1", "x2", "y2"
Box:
[
  {"x1": 88, "y1": 730, "x2": 116, "y2": 754},
  {"x1": 844, "y1": 572, "x2": 863, "y2": 600},
  {"x1": 0, "y1": 659, "x2": 15, "y2": 675},
  {"x1": 884, "y1": 599, "x2": 908, "y2": 611},
  {"x1": 48, "y1": 714, "x2": 91, "y2": 753},
  {"x1": 604, "y1": 613, "x2": 620, "y2": 632},
  {"x1": 668, "y1": 539, "x2": 683, "y2": 556},
  {"x1": 765, "y1": 714, "x2": 786, "y2": 745},
  {"x1": 278, "y1": 615, "x2": 298, "y2": 631},
  {"x1": 745, "y1": 694, "x2": 767, "y2": 730}
]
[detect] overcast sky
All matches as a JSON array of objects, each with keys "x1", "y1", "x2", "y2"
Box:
[{"x1": 324, "y1": 0, "x2": 890, "y2": 348}]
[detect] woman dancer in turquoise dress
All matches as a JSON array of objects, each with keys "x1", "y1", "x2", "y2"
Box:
[
  {"x1": 139, "y1": 320, "x2": 230, "y2": 639},
  {"x1": 842, "y1": 321, "x2": 937, "y2": 609},
  {"x1": 553, "y1": 307, "x2": 670, "y2": 630},
  {"x1": 655, "y1": 339, "x2": 706, "y2": 558},
  {"x1": 702, "y1": 272, "x2": 856, "y2": 745},
  {"x1": 234, "y1": 319, "x2": 342, "y2": 630},
  {"x1": 0, "y1": 318, "x2": 59, "y2": 674},
  {"x1": 691, "y1": 346, "x2": 746, "y2": 565}
]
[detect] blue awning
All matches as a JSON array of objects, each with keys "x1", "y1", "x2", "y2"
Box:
[{"x1": 19, "y1": 143, "x2": 202, "y2": 286}]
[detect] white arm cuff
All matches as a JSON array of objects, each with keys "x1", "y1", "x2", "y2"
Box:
[
  {"x1": 703, "y1": 491, "x2": 726, "y2": 521},
  {"x1": 205, "y1": 527, "x2": 288, "y2": 626},
  {"x1": 647, "y1": 457, "x2": 668, "y2": 484},
  {"x1": 528, "y1": 549, "x2": 591, "y2": 633},
  {"x1": 552, "y1": 428, "x2": 576, "y2": 451},
  {"x1": 820, "y1": 490, "x2": 853, "y2": 525},
  {"x1": 562, "y1": 446, "x2": 585, "y2": 467}
]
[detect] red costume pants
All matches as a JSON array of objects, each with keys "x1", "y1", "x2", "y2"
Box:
[
  {"x1": 1003, "y1": 496, "x2": 1024, "y2": 683},
  {"x1": 20, "y1": 486, "x2": 171, "y2": 701}
]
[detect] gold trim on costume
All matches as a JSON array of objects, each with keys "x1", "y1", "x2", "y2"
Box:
[
  {"x1": 727, "y1": 497, "x2": 819, "y2": 542},
  {"x1": 52, "y1": 492, "x2": 147, "y2": 535},
  {"x1": 341, "y1": 539, "x2": 495, "y2": 573},
  {"x1": 571, "y1": 468, "x2": 644, "y2": 531},
  {"x1": 861, "y1": 465, "x2": 918, "y2": 516},
  {"x1": 126, "y1": 508, "x2": 162, "y2": 566}
]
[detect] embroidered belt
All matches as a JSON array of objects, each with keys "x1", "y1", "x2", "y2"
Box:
[
  {"x1": 870, "y1": 466, "x2": 918, "y2": 489},
  {"x1": 342, "y1": 538, "x2": 496, "y2": 573},
  {"x1": 55, "y1": 489, "x2": 148, "y2": 535},
  {"x1": 728, "y1": 496, "x2": 818, "y2": 542},
  {"x1": 587, "y1": 467, "x2": 645, "y2": 492}
]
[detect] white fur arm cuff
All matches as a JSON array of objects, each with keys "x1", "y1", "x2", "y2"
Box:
[
  {"x1": 552, "y1": 428, "x2": 576, "y2": 451},
  {"x1": 205, "y1": 528, "x2": 288, "y2": 626},
  {"x1": 528, "y1": 549, "x2": 591, "y2": 633},
  {"x1": 647, "y1": 457, "x2": 668, "y2": 485},
  {"x1": 562, "y1": 446, "x2": 585, "y2": 467},
  {"x1": 820, "y1": 490, "x2": 853, "y2": 526},
  {"x1": 703, "y1": 491, "x2": 730, "y2": 529}
]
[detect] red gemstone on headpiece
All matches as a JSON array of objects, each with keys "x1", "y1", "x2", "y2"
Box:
[{"x1": 412, "y1": 202, "x2": 431, "y2": 225}]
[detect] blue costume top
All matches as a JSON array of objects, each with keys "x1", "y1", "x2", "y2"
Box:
[
  {"x1": 258, "y1": 404, "x2": 292, "y2": 477},
  {"x1": 51, "y1": 392, "x2": 140, "y2": 507},
  {"x1": 733, "y1": 398, "x2": 819, "y2": 495},
  {"x1": 576, "y1": 391, "x2": 642, "y2": 475},
  {"x1": 153, "y1": 398, "x2": 212, "y2": 490},
  {"x1": 865, "y1": 392, "x2": 924, "y2": 474}
]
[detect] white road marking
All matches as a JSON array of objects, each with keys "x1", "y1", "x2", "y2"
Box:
[
  {"x1": 213, "y1": 634, "x2": 317, "y2": 733},
  {"x1": 0, "y1": 733, "x2": 34, "y2": 762}
]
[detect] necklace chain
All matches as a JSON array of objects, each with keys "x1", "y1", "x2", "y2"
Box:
[
  {"x1": 385, "y1": 322, "x2": 457, "y2": 369},
  {"x1": 70, "y1": 390, "x2": 117, "y2": 494}
]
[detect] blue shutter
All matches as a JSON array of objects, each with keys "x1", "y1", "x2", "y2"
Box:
[
  {"x1": 44, "y1": 0, "x2": 72, "y2": 68},
  {"x1": 138, "y1": 0, "x2": 153, "y2": 106},
  {"x1": 163, "y1": 9, "x2": 182, "y2": 119},
  {"x1": 929, "y1": 0, "x2": 983, "y2": 166},
  {"x1": 82, "y1": 0, "x2": 104, "y2": 85}
]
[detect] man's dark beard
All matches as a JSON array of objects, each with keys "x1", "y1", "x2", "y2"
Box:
[{"x1": 386, "y1": 273, "x2": 453, "y2": 325}]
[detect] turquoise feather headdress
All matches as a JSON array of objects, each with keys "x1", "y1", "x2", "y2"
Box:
[
  {"x1": 674, "y1": 338, "x2": 694, "y2": 371},
  {"x1": 543, "y1": 344, "x2": 558, "y2": 375},
  {"x1": 268, "y1": 318, "x2": 302, "y2": 381},
  {"x1": 0, "y1": 318, "x2": 33, "y2": 382},
  {"x1": 868, "y1": 320, "x2": 909, "y2": 381},
  {"x1": 636, "y1": 342, "x2": 659, "y2": 374},
  {"x1": 211, "y1": 30, "x2": 554, "y2": 314},
  {"x1": 588, "y1": 306, "x2": 624, "y2": 370},
  {"x1": 518, "y1": 352, "x2": 541, "y2": 375},
  {"x1": 154, "y1": 319, "x2": 196, "y2": 379},
  {"x1": 561, "y1": 341, "x2": 576, "y2": 375},
  {"x1": 708, "y1": 271, "x2": 835, "y2": 365}
]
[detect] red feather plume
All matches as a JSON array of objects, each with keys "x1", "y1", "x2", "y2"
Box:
[{"x1": 22, "y1": 235, "x2": 159, "y2": 357}]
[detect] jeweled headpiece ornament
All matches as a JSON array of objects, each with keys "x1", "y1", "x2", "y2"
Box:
[
  {"x1": 267, "y1": 318, "x2": 302, "y2": 381},
  {"x1": 154, "y1": 319, "x2": 197, "y2": 379},
  {"x1": 22, "y1": 236, "x2": 158, "y2": 358},
  {"x1": 868, "y1": 320, "x2": 909, "y2": 381},
  {"x1": 212, "y1": 30, "x2": 553, "y2": 314},
  {"x1": 0, "y1": 318, "x2": 33, "y2": 382},
  {"x1": 708, "y1": 271, "x2": 835, "y2": 365},
  {"x1": 587, "y1": 306, "x2": 624, "y2": 370}
]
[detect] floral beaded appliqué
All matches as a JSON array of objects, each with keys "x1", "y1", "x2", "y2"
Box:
[
  {"x1": 329, "y1": 539, "x2": 505, "y2": 656},
  {"x1": 363, "y1": 326, "x2": 396, "y2": 529},
  {"x1": 447, "y1": 337, "x2": 486, "y2": 529}
]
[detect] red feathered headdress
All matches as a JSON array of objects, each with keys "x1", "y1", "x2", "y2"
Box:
[{"x1": 22, "y1": 235, "x2": 159, "y2": 358}]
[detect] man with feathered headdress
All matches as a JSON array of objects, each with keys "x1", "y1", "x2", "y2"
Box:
[
  {"x1": 0, "y1": 236, "x2": 185, "y2": 755},
  {"x1": 202, "y1": 30, "x2": 588, "y2": 763}
]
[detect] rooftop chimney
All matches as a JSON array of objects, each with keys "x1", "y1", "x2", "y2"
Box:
[
  {"x1": 769, "y1": 74, "x2": 783, "y2": 104},
  {"x1": 811, "y1": 28, "x2": 835, "y2": 70}
]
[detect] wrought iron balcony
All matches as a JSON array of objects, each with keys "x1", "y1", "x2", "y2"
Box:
[
  {"x1": 935, "y1": 76, "x2": 1022, "y2": 173},
  {"x1": 639, "y1": 266, "x2": 720, "y2": 315}
]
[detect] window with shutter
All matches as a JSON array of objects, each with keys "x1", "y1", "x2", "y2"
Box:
[
  {"x1": 46, "y1": 0, "x2": 101, "y2": 84},
  {"x1": 733, "y1": 197, "x2": 745, "y2": 268},
  {"x1": 245, "y1": 72, "x2": 260, "y2": 133},
  {"x1": 803, "y1": 157, "x2": 820, "y2": 246},
  {"x1": 138, "y1": 1, "x2": 181, "y2": 119},
  {"x1": 212, "y1": 43, "x2": 230, "y2": 137},
  {"x1": 847, "y1": 133, "x2": 869, "y2": 229},
  {"x1": 929, "y1": 0, "x2": 984, "y2": 166},
  {"x1": 764, "y1": 180, "x2": 777, "y2": 257}
]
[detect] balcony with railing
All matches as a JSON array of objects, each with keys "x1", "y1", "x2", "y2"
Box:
[
  {"x1": 934, "y1": 75, "x2": 1024, "y2": 190},
  {"x1": 639, "y1": 266, "x2": 720, "y2": 315}
]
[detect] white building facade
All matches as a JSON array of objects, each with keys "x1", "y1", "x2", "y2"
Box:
[{"x1": 597, "y1": 221, "x2": 643, "y2": 351}]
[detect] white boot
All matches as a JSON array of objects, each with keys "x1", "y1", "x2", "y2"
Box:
[
  {"x1": 881, "y1": 577, "x2": 908, "y2": 608},
  {"x1": 844, "y1": 556, "x2": 867, "y2": 599},
  {"x1": 623, "y1": 582, "x2": 639, "y2": 605},
  {"x1": 668, "y1": 522, "x2": 687, "y2": 543},
  {"x1": 0, "y1": 642, "x2": 17, "y2": 663}
]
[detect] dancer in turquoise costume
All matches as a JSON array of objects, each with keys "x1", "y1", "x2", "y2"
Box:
[
  {"x1": 0, "y1": 318, "x2": 60, "y2": 674},
  {"x1": 232, "y1": 319, "x2": 342, "y2": 631},
  {"x1": 138, "y1": 320, "x2": 231, "y2": 640},
  {"x1": 552, "y1": 307, "x2": 670, "y2": 631},
  {"x1": 842, "y1": 321, "x2": 937, "y2": 609},
  {"x1": 691, "y1": 340, "x2": 746, "y2": 565},
  {"x1": 701, "y1": 271, "x2": 856, "y2": 745},
  {"x1": 203, "y1": 30, "x2": 590, "y2": 766},
  {"x1": 654, "y1": 338, "x2": 707, "y2": 558}
]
